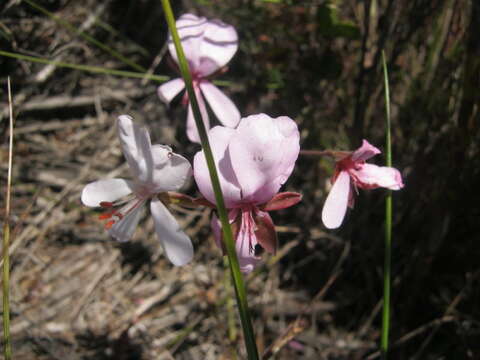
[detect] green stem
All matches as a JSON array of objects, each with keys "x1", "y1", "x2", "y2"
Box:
[
  {"x1": 381, "y1": 51, "x2": 392, "y2": 359},
  {"x1": 3, "y1": 78, "x2": 14, "y2": 360},
  {"x1": 23, "y1": 0, "x2": 146, "y2": 72},
  {"x1": 224, "y1": 258, "x2": 238, "y2": 343},
  {"x1": 0, "y1": 50, "x2": 169, "y2": 82},
  {"x1": 160, "y1": 2, "x2": 259, "y2": 359}
]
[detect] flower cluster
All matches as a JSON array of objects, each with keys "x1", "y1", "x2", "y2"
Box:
[{"x1": 81, "y1": 13, "x2": 404, "y2": 274}]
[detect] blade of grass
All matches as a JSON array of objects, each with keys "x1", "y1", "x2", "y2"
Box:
[
  {"x1": 0, "y1": 51, "x2": 233, "y2": 87},
  {"x1": 160, "y1": 1, "x2": 259, "y2": 359},
  {"x1": 0, "y1": 50, "x2": 169, "y2": 82},
  {"x1": 23, "y1": 0, "x2": 146, "y2": 73},
  {"x1": 381, "y1": 51, "x2": 392, "y2": 360},
  {"x1": 2, "y1": 77, "x2": 14, "y2": 360}
]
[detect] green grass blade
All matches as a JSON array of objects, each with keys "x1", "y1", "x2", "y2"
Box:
[
  {"x1": 2, "y1": 77, "x2": 14, "y2": 360},
  {"x1": 0, "y1": 50, "x2": 169, "y2": 82},
  {"x1": 160, "y1": 1, "x2": 259, "y2": 359},
  {"x1": 23, "y1": 0, "x2": 146, "y2": 72},
  {"x1": 381, "y1": 51, "x2": 392, "y2": 359}
]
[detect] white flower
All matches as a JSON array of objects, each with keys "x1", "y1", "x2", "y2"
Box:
[{"x1": 81, "y1": 115, "x2": 194, "y2": 266}]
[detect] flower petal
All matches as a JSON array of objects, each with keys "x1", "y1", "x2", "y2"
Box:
[
  {"x1": 150, "y1": 199, "x2": 193, "y2": 266},
  {"x1": 236, "y1": 210, "x2": 259, "y2": 274},
  {"x1": 228, "y1": 114, "x2": 300, "y2": 204},
  {"x1": 117, "y1": 115, "x2": 154, "y2": 183},
  {"x1": 157, "y1": 78, "x2": 185, "y2": 104},
  {"x1": 169, "y1": 14, "x2": 207, "y2": 68},
  {"x1": 321, "y1": 170, "x2": 351, "y2": 229},
  {"x1": 193, "y1": 126, "x2": 242, "y2": 207},
  {"x1": 352, "y1": 164, "x2": 404, "y2": 190},
  {"x1": 148, "y1": 144, "x2": 192, "y2": 192},
  {"x1": 81, "y1": 178, "x2": 134, "y2": 207},
  {"x1": 199, "y1": 81, "x2": 240, "y2": 128},
  {"x1": 197, "y1": 18, "x2": 238, "y2": 76},
  {"x1": 109, "y1": 201, "x2": 145, "y2": 242},
  {"x1": 352, "y1": 139, "x2": 381, "y2": 161},
  {"x1": 169, "y1": 14, "x2": 238, "y2": 76},
  {"x1": 186, "y1": 87, "x2": 210, "y2": 143}
]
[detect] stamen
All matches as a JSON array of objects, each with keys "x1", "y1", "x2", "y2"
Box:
[
  {"x1": 99, "y1": 212, "x2": 114, "y2": 220},
  {"x1": 98, "y1": 198, "x2": 144, "y2": 230}
]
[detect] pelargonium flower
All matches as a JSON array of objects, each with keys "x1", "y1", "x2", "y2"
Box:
[
  {"x1": 321, "y1": 139, "x2": 404, "y2": 229},
  {"x1": 194, "y1": 114, "x2": 301, "y2": 273},
  {"x1": 81, "y1": 115, "x2": 194, "y2": 266},
  {"x1": 157, "y1": 13, "x2": 240, "y2": 143}
]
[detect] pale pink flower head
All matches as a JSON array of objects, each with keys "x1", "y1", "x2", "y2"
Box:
[
  {"x1": 158, "y1": 13, "x2": 240, "y2": 143},
  {"x1": 321, "y1": 139, "x2": 404, "y2": 229},
  {"x1": 194, "y1": 114, "x2": 301, "y2": 273},
  {"x1": 81, "y1": 115, "x2": 194, "y2": 266}
]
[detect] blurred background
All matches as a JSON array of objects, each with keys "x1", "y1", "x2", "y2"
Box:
[{"x1": 0, "y1": 0, "x2": 479, "y2": 359}]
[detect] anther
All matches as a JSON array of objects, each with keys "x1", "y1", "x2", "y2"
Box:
[
  {"x1": 105, "y1": 220, "x2": 115, "y2": 230},
  {"x1": 99, "y1": 212, "x2": 114, "y2": 220}
]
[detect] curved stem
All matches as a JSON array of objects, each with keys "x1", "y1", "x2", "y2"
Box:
[
  {"x1": 381, "y1": 51, "x2": 392, "y2": 360},
  {"x1": 3, "y1": 78, "x2": 14, "y2": 360},
  {"x1": 160, "y1": 2, "x2": 259, "y2": 359}
]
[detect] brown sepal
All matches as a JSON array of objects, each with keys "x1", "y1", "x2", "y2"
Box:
[
  {"x1": 254, "y1": 210, "x2": 278, "y2": 255},
  {"x1": 261, "y1": 192, "x2": 302, "y2": 212},
  {"x1": 193, "y1": 197, "x2": 217, "y2": 208},
  {"x1": 159, "y1": 192, "x2": 198, "y2": 208}
]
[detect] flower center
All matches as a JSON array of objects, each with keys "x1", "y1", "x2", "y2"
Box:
[
  {"x1": 181, "y1": 77, "x2": 202, "y2": 106},
  {"x1": 239, "y1": 205, "x2": 258, "y2": 254}
]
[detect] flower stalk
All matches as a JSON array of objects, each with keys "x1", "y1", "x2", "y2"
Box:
[
  {"x1": 3, "y1": 77, "x2": 14, "y2": 360},
  {"x1": 160, "y1": 1, "x2": 259, "y2": 359},
  {"x1": 381, "y1": 51, "x2": 393, "y2": 359}
]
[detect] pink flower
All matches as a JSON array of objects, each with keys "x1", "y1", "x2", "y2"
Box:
[
  {"x1": 321, "y1": 139, "x2": 404, "y2": 229},
  {"x1": 193, "y1": 114, "x2": 301, "y2": 273},
  {"x1": 81, "y1": 115, "x2": 194, "y2": 266},
  {"x1": 158, "y1": 13, "x2": 240, "y2": 143}
]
